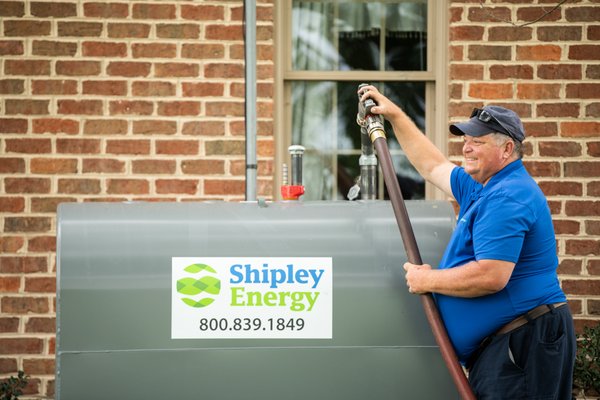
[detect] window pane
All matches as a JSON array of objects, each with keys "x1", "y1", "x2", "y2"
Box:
[
  {"x1": 290, "y1": 80, "x2": 425, "y2": 201},
  {"x1": 292, "y1": 1, "x2": 427, "y2": 72}
]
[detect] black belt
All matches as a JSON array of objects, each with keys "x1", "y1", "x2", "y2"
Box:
[{"x1": 466, "y1": 302, "x2": 567, "y2": 370}]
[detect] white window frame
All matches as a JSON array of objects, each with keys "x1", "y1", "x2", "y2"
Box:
[{"x1": 273, "y1": 0, "x2": 449, "y2": 200}]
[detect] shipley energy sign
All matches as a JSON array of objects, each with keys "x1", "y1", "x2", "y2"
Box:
[{"x1": 171, "y1": 257, "x2": 333, "y2": 339}]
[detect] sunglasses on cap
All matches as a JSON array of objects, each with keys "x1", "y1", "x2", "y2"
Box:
[{"x1": 471, "y1": 108, "x2": 518, "y2": 142}]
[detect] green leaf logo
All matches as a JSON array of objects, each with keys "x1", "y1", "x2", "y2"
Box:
[{"x1": 177, "y1": 263, "x2": 221, "y2": 308}]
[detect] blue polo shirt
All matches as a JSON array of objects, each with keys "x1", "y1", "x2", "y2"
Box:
[{"x1": 436, "y1": 160, "x2": 566, "y2": 364}]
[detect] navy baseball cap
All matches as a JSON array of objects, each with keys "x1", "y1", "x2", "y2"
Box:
[{"x1": 450, "y1": 106, "x2": 525, "y2": 142}]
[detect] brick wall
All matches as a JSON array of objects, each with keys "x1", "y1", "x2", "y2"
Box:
[
  {"x1": 0, "y1": 0, "x2": 598, "y2": 398},
  {"x1": 448, "y1": 0, "x2": 599, "y2": 336},
  {"x1": 0, "y1": 0, "x2": 274, "y2": 397}
]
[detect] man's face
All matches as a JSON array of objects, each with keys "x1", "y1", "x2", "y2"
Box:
[{"x1": 462, "y1": 134, "x2": 510, "y2": 185}]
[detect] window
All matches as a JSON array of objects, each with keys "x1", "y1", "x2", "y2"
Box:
[{"x1": 275, "y1": 0, "x2": 448, "y2": 201}]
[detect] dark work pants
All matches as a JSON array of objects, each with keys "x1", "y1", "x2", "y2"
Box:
[{"x1": 468, "y1": 304, "x2": 576, "y2": 400}]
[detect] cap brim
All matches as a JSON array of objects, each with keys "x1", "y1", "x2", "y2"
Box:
[{"x1": 449, "y1": 118, "x2": 496, "y2": 137}]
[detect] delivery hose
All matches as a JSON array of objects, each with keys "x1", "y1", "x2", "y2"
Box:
[{"x1": 363, "y1": 107, "x2": 476, "y2": 400}]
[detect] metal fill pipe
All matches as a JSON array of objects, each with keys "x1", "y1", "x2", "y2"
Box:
[
  {"x1": 366, "y1": 121, "x2": 476, "y2": 400},
  {"x1": 244, "y1": 0, "x2": 257, "y2": 201}
]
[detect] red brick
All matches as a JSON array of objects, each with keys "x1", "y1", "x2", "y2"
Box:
[
  {"x1": 468, "y1": 83, "x2": 513, "y2": 99},
  {"x1": 0, "y1": 236, "x2": 25, "y2": 252},
  {"x1": 467, "y1": 45, "x2": 511, "y2": 61},
  {"x1": 517, "y1": 6, "x2": 562, "y2": 23},
  {"x1": 565, "y1": 6, "x2": 600, "y2": 22},
  {"x1": 4, "y1": 20, "x2": 51, "y2": 36},
  {"x1": 132, "y1": 81, "x2": 175, "y2": 97},
  {"x1": 538, "y1": 141, "x2": 582, "y2": 157},
  {"x1": 0, "y1": 277, "x2": 20, "y2": 293},
  {"x1": 523, "y1": 161, "x2": 560, "y2": 177},
  {"x1": 182, "y1": 82, "x2": 225, "y2": 97},
  {"x1": 569, "y1": 45, "x2": 600, "y2": 60},
  {"x1": 517, "y1": 83, "x2": 561, "y2": 99},
  {"x1": 132, "y1": 3, "x2": 176, "y2": 19},
  {"x1": 450, "y1": 26, "x2": 484, "y2": 41},
  {"x1": 565, "y1": 161, "x2": 600, "y2": 178},
  {"x1": 565, "y1": 200, "x2": 600, "y2": 216},
  {"x1": 589, "y1": 26, "x2": 600, "y2": 41},
  {"x1": 24, "y1": 277, "x2": 55, "y2": 293},
  {"x1": 107, "y1": 62, "x2": 151, "y2": 77},
  {"x1": 28, "y1": 236, "x2": 56, "y2": 253},
  {"x1": 181, "y1": 4, "x2": 225, "y2": 21},
  {"x1": 84, "y1": 3, "x2": 129, "y2": 18},
  {"x1": 82, "y1": 41, "x2": 127, "y2": 57},
  {"x1": 30, "y1": 158, "x2": 78, "y2": 174},
  {"x1": 206, "y1": 101, "x2": 245, "y2": 117},
  {"x1": 156, "y1": 140, "x2": 199, "y2": 155},
  {"x1": 205, "y1": 24, "x2": 243, "y2": 40},
  {"x1": 588, "y1": 142, "x2": 600, "y2": 157},
  {"x1": 1, "y1": 297, "x2": 48, "y2": 314},
  {"x1": 157, "y1": 23, "x2": 199, "y2": 39},
  {"x1": 57, "y1": 21, "x2": 102, "y2": 37},
  {"x1": 489, "y1": 64, "x2": 533, "y2": 80},
  {"x1": 132, "y1": 160, "x2": 176, "y2": 174},
  {"x1": 83, "y1": 119, "x2": 128, "y2": 135},
  {"x1": 489, "y1": 26, "x2": 532, "y2": 41},
  {"x1": 82, "y1": 80, "x2": 127, "y2": 96},
  {"x1": 181, "y1": 44, "x2": 225, "y2": 59},
  {"x1": 107, "y1": 179, "x2": 149, "y2": 195},
  {"x1": 537, "y1": 26, "x2": 581, "y2": 42},
  {"x1": 106, "y1": 139, "x2": 151, "y2": 155},
  {"x1": 182, "y1": 121, "x2": 225, "y2": 136},
  {"x1": 32, "y1": 118, "x2": 79, "y2": 134},
  {"x1": 57, "y1": 100, "x2": 103, "y2": 115},
  {"x1": 566, "y1": 83, "x2": 600, "y2": 99},
  {"x1": 56, "y1": 60, "x2": 101, "y2": 76},
  {"x1": 82, "y1": 159, "x2": 125, "y2": 173},
  {"x1": 586, "y1": 221, "x2": 600, "y2": 236},
  {"x1": 132, "y1": 120, "x2": 177, "y2": 135},
  {"x1": 562, "y1": 279, "x2": 600, "y2": 295},
  {"x1": 4, "y1": 178, "x2": 51, "y2": 194},
  {"x1": 0, "y1": 158, "x2": 25, "y2": 173},
  {"x1": 538, "y1": 181, "x2": 583, "y2": 196},
  {"x1": 0, "y1": 118, "x2": 27, "y2": 133},
  {"x1": 561, "y1": 121, "x2": 600, "y2": 137},
  {"x1": 0, "y1": 79, "x2": 24, "y2": 94},
  {"x1": 204, "y1": 63, "x2": 244, "y2": 79},
  {"x1": 537, "y1": 103, "x2": 580, "y2": 118},
  {"x1": 586, "y1": 102, "x2": 600, "y2": 117},
  {"x1": 31, "y1": 2, "x2": 76, "y2": 17},
  {"x1": 181, "y1": 160, "x2": 225, "y2": 175},
  {"x1": 0, "y1": 197, "x2": 25, "y2": 212},
  {"x1": 32, "y1": 40, "x2": 78, "y2": 56},
  {"x1": 0, "y1": 338, "x2": 44, "y2": 354},
  {"x1": 5, "y1": 99, "x2": 49, "y2": 115},
  {"x1": 558, "y1": 259, "x2": 582, "y2": 275},
  {"x1": 31, "y1": 197, "x2": 77, "y2": 213},
  {"x1": 0, "y1": 318, "x2": 19, "y2": 333},
  {"x1": 205, "y1": 140, "x2": 244, "y2": 156},
  {"x1": 537, "y1": 64, "x2": 582, "y2": 80},
  {"x1": 56, "y1": 138, "x2": 101, "y2": 154},
  {"x1": 107, "y1": 23, "x2": 150, "y2": 38},
  {"x1": 4, "y1": 217, "x2": 52, "y2": 233},
  {"x1": 204, "y1": 179, "x2": 245, "y2": 195},
  {"x1": 0, "y1": 40, "x2": 24, "y2": 55},
  {"x1": 132, "y1": 43, "x2": 176, "y2": 58},
  {"x1": 0, "y1": 257, "x2": 47, "y2": 274},
  {"x1": 155, "y1": 63, "x2": 199, "y2": 78},
  {"x1": 156, "y1": 179, "x2": 198, "y2": 195},
  {"x1": 553, "y1": 219, "x2": 580, "y2": 235},
  {"x1": 0, "y1": 1, "x2": 25, "y2": 17},
  {"x1": 449, "y1": 64, "x2": 483, "y2": 80},
  {"x1": 523, "y1": 121, "x2": 558, "y2": 137},
  {"x1": 516, "y1": 45, "x2": 561, "y2": 61},
  {"x1": 24, "y1": 318, "x2": 55, "y2": 334},
  {"x1": 157, "y1": 101, "x2": 200, "y2": 116},
  {"x1": 32, "y1": 79, "x2": 78, "y2": 95},
  {"x1": 109, "y1": 100, "x2": 153, "y2": 115},
  {"x1": 23, "y1": 358, "x2": 55, "y2": 375},
  {"x1": 57, "y1": 179, "x2": 101, "y2": 194}
]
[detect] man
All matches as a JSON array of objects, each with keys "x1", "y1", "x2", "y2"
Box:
[{"x1": 359, "y1": 85, "x2": 576, "y2": 399}]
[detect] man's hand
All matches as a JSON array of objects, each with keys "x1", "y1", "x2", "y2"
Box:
[{"x1": 403, "y1": 262, "x2": 432, "y2": 294}]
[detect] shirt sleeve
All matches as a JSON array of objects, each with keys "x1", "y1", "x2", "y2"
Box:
[{"x1": 472, "y1": 194, "x2": 532, "y2": 263}]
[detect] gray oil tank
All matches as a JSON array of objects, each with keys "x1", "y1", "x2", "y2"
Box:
[{"x1": 56, "y1": 200, "x2": 458, "y2": 399}]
